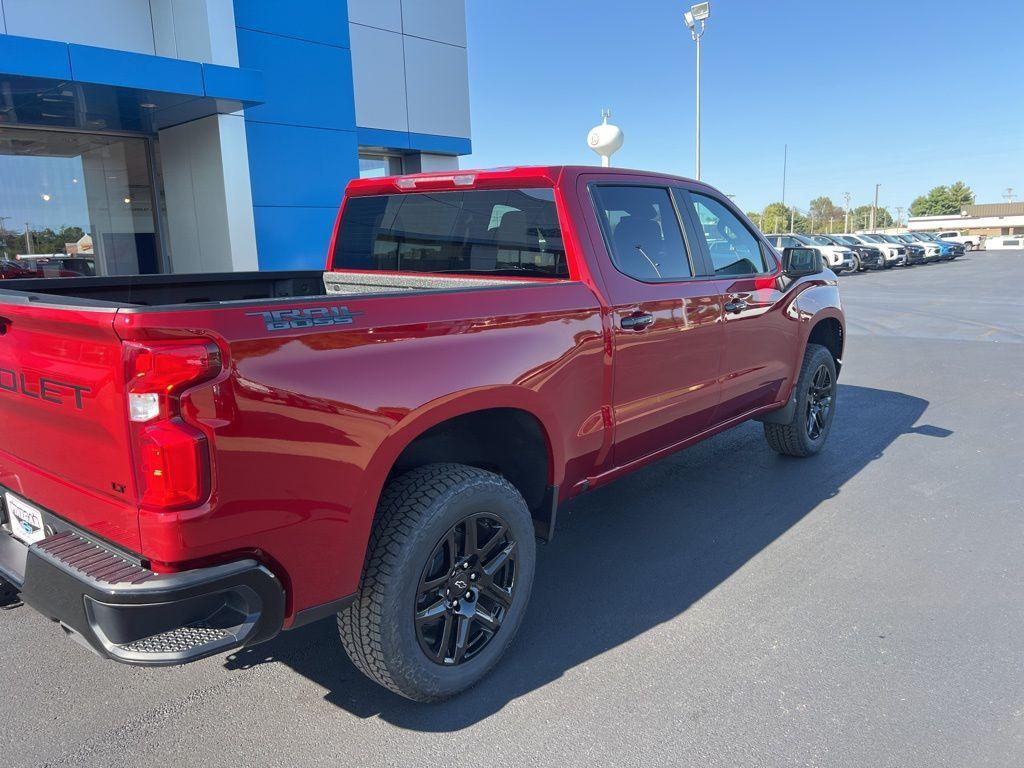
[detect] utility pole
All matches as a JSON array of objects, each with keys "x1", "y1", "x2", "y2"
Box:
[
  {"x1": 0, "y1": 216, "x2": 10, "y2": 258},
  {"x1": 896, "y1": 206, "x2": 904, "y2": 229},
  {"x1": 24, "y1": 223, "x2": 34, "y2": 255},
  {"x1": 789, "y1": 206, "x2": 795, "y2": 233},
  {"x1": 843, "y1": 192, "x2": 851, "y2": 232},
  {"x1": 870, "y1": 183, "x2": 880, "y2": 233},
  {"x1": 829, "y1": 216, "x2": 834, "y2": 234}
]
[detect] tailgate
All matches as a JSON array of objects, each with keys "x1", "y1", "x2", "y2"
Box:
[{"x1": 0, "y1": 301, "x2": 140, "y2": 549}]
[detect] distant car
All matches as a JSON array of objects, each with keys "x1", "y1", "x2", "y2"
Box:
[
  {"x1": 0, "y1": 259, "x2": 37, "y2": 279},
  {"x1": 765, "y1": 234, "x2": 856, "y2": 273},
  {"x1": 913, "y1": 232, "x2": 965, "y2": 259},
  {"x1": 984, "y1": 234, "x2": 1024, "y2": 250},
  {"x1": 894, "y1": 233, "x2": 942, "y2": 262},
  {"x1": 13, "y1": 255, "x2": 96, "y2": 277},
  {"x1": 845, "y1": 234, "x2": 908, "y2": 267},
  {"x1": 815, "y1": 235, "x2": 885, "y2": 271},
  {"x1": 934, "y1": 230, "x2": 980, "y2": 251}
]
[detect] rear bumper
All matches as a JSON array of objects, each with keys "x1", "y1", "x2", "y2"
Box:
[{"x1": 0, "y1": 528, "x2": 284, "y2": 666}]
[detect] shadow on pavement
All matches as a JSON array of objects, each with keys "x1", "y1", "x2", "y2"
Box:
[{"x1": 225, "y1": 384, "x2": 945, "y2": 730}]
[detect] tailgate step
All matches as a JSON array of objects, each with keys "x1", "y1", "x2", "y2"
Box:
[{"x1": 119, "y1": 624, "x2": 232, "y2": 655}]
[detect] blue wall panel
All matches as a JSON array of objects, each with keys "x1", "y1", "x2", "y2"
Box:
[
  {"x1": 252, "y1": 206, "x2": 340, "y2": 271},
  {"x1": 69, "y1": 43, "x2": 204, "y2": 95},
  {"x1": 0, "y1": 34, "x2": 72, "y2": 80},
  {"x1": 234, "y1": 0, "x2": 350, "y2": 49},
  {"x1": 236, "y1": 29, "x2": 355, "y2": 131},
  {"x1": 234, "y1": 0, "x2": 357, "y2": 270},
  {"x1": 201, "y1": 62, "x2": 264, "y2": 103},
  {"x1": 245, "y1": 122, "x2": 357, "y2": 208}
]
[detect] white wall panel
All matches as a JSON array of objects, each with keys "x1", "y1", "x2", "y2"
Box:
[
  {"x1": 418, "y1": 153, "x2": 459, "y2": 172},
  {"x1": 350, "y1": 23, "x2": 409, "y2": 132},
  {"x1": 159, "y1": 114, "x2": 257, "y2": 272},
  {"x1": 348, "y1": 0, "x2": 402, "y2": 32},
  {"x1": 401, "y1": 0, "x2": 466, "y2": 47},
  {"x1": 150, "y1": 0, "x2": 239, "y2": 65},
  {"x1": 3, "y1": 0, "x2": 156, "y2": 54},
  {"x1": 404, "y1": 36, "x2": 470, "y2": 138}
]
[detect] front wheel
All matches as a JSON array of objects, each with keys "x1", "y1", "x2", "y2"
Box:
[
  {"x1": 338, "y1": 463, "x2": 536, "y2": 702},
  {"x1": 763, "y1": 343, "x2": 838, "y2": 457}
]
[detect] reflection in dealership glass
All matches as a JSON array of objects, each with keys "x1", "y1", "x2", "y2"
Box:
[{"x1": 0, "y1": 129, "x2": 160, "y2": 279}]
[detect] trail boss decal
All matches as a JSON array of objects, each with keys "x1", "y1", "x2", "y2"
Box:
[{"x1": 247, "y1": 305, "x2": 364, "y2": 332}]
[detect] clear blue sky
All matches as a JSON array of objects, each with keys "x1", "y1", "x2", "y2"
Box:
[{"x1": 464, "y1": 0, "x2": 1023, "y2": 217}]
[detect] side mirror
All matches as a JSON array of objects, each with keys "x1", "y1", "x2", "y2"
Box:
[{"x1": 781, "y1": 247, "x2": 823, "y2": 278}]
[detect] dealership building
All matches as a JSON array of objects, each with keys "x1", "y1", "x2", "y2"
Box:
[
  {"x1": 0, "y1": 0, "x2": 471, "y2": 277},
  {"x1": 907, "y1": 202, "x2": 1024, "y2": 238}
]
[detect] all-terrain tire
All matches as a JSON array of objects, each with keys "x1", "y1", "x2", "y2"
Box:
[
  {"x1": 763, "y1": 343, "x2": 838, "y2": 457},
  {"x1": 338, "y1": 463, "x2": 536, "y2": 702}
]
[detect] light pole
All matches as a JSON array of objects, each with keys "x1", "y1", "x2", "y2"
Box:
[
  {"x1": 896, "y1": 206, "x2": 904, "y2": 229},
  {"x1": 683, "y1": 3, "x2": 710, "y2": 181},
  {"x1": 843, "y1": 192, "x2": 851, "y2": 232}
]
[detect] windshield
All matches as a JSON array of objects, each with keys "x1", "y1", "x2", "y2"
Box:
[
  {"x1": 915, "y1": 233, "x2": 936, "y2": 241},
  {"x1": 832, "y1": 236, "x2": 858, "y2": 245},
  {"x1": 332, "y1": 188, "x2": 568, "y2": 278},
  {"x1": 879, "y1": 235, "x2": 903, "y2": 243},
  {"x1": 809, "y1": 236, "x2": 836, "y2": 245},
  {"x1": 859, "y1": 234, "x2": 883, "y2": 243},
  {"x1": 790, "y1": 234, "x2": 815, "y2": 245}
]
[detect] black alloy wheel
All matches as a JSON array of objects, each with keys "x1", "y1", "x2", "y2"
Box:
[
  {"x1": 415, "y1": 512, "x2": 518, "y2": 666},
  {"x1": 805, "y1": 364, "x2": 835, "y2": 440}
]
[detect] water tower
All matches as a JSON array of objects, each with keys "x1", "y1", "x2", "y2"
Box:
[{"x1": 587, "y1": 110, "x2": 624, "y2": 167}]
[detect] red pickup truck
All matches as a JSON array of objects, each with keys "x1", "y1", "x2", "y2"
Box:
[{"x1": 0, "y1": 166, "x2": 843, "y2": 701}]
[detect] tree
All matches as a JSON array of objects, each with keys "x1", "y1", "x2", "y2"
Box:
[
  {"x1": 759, "y1": 202, "x2": 792, "y2": 233},
  {"x1": 850, "y1": 205, "x2": 893, "y2": 230},
  {"x1": 807, "y1": 196, "x2": 846, "y2": 233},
  {"x1": 909, "y1": 181, "x2": 975, "y2": 217}
]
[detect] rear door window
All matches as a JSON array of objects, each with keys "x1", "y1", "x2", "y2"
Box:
[
  {"x1": 590, "y1": 185, "x2": 693, "y2": 281},
  {"x1": 332, "y1": 188, "x2": 568, "y2": 277}
]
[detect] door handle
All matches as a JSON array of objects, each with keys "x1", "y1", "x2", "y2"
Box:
[
  {"x1": 620, "y1": 312, "x2": 655, "y2": 331},
  {"x1": 724, "y1": 299, "x2": 748, "y2": 314}
]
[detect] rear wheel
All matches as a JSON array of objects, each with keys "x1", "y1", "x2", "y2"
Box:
[
  {"x1": 851, "y1": 254, "x2": 862, "y2": 272},
  {"x1": 763, "y1": 343, "x2": 837, "y2": 457},
  {"x1": 338, "y1": 463, "x2": 536, "y2": 702}
]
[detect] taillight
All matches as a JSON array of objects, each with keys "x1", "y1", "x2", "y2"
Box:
[{"x1": 124, "y1": 341, "x2": 222, "y2": 510}]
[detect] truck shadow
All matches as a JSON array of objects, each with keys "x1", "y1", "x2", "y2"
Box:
[{"x1": 225, "y1": 384, "x2": 943, "y2": 730}]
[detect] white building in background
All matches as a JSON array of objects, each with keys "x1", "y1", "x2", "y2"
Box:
[{"x1": 908, "y1": 203, "x2": 1024, "y2": 237}]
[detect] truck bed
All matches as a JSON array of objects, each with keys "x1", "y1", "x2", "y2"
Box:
[{"x1": 0, "y1": 270, "x2": 538, "y2": 309}]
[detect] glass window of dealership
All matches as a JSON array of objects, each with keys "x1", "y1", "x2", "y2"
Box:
[{"x1": 0, "y1": 0, "x2": 471, "y2": 278}]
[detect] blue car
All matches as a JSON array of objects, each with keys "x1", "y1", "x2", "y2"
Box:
[{"x1": 910, "y1": 232, "x2": 964, "y2": 260}]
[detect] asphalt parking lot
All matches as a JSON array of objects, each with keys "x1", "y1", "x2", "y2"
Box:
[{"x1": 3, "y1": 251, "x2": 1022, "y2": 768}]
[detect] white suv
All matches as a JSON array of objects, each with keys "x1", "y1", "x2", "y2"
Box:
[
  {"x1": 765, "y1": 234, "x2": 857, "y2": 274},
  {"x1": 844, "y1": 234, "x2": 906, "y2": 266}
]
